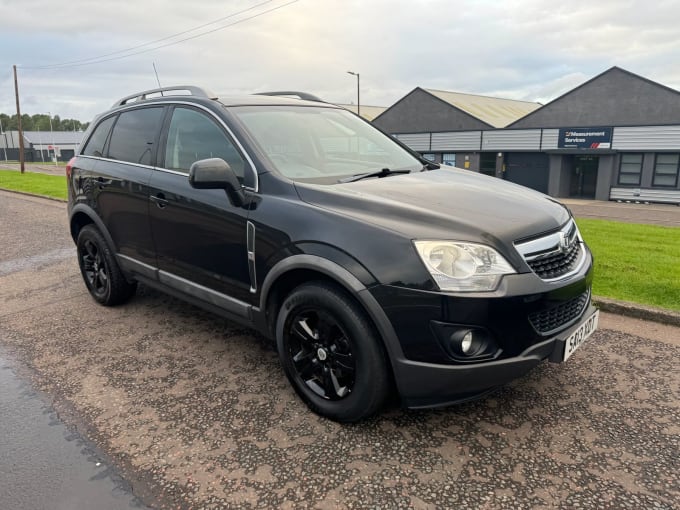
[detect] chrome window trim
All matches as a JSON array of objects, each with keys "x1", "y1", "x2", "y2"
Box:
[
  {"x1": 79, "y1": 100, "x2": 259, "y2": 192},
  {"x1": 77, "y1": 154, "x2": 155, "y2": 171}
]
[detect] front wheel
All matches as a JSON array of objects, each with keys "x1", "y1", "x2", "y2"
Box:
[
  {"x1": 76, "y1": 225, "x2": 136, "y2": 306},
  {"x1": 276, "y1": 282, "x2": 391, "y2": 422}
]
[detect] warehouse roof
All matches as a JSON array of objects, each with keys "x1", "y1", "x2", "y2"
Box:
[
  {"x1": 22, "y1": 131, "x2": 84, "y2": 145},
  {"x1": 423, "y1": 89, "x2": 542, "y2": 128}
]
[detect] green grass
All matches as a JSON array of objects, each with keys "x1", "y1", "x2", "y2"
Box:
[
  {"x1": 577, "y1": 218, "x2": 680, "y2": 311},
  {"x1": 0, "y1": 169, "x2": 67, "y2": 200}
]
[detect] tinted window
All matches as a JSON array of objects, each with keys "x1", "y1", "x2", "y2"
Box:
[
  {"x1": 82, "y1": 116, "x2": 115, "y2": 157},
  {"x1": 164, "y1": 107, "x2": 250, "y2": 186},
  {"x1": 108, "y1": 107, "x2": 164, "y2": 165}
]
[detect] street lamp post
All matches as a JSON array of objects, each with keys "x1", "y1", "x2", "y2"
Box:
[
  {"x1": 347, "y1": 71, "x2": 360, "y2": 117},
  {"x1": 0, "y1": 117, "x2": 7, "y2": 162},
  {"x1": 37, "y1": 125, "x2": 45, "y2": 163},
  {"x1": 48, "y1": 111, "x2": 57, "y2": 165}
]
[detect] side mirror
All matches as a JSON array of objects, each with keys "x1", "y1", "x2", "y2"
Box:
[{"x1": 188, "y1": 158, "x2": 245, "y2": 207}]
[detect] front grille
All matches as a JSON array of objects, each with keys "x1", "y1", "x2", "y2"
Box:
[
  {"x1": 527, "y1": 242, "x2": 582, "y2": 279},
  {"x1": 528, "y1": 290, "x2": 590, "y2": 335},
  {"x1": 515, "y1": 219, "x2": 585, "y2": 281}
]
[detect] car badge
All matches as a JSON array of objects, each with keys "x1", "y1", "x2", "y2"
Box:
[{"x1": 559, "y1": 232, "x2": 571, "y2": 253}]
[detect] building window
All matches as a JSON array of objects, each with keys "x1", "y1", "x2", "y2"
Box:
[
  {"x1": 422, "y1": 153, "x2": 436, "y2": 162},
  {"x1": 442, "y1": 153, "x2": 456, "y2": 166},
  {"x1": 618, "y1": 153, "x2": 643, "y2": 185},
  {"x1": 653, "y1": 154, "x2": 679, "y2": 187}
]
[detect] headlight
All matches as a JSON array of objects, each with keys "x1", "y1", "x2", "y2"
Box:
[{"x1": 414, "y1": 241, "x2": 516, "y2": 292}]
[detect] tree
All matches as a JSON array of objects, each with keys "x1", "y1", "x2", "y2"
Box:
[{"x1": 0, "y1": 112, "x2": 89, "y2": 131}]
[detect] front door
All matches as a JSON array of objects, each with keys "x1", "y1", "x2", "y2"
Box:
[
  {"x1": 148, "y1": 106, "x2": 255, "y2": 305},
  {"x1": 570, "y1": 156, "x2": 598, "y2": 198}
]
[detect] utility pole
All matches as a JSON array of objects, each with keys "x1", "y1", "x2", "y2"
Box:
[{"x1": 13, "y1": 65, "x2": 25, "y2": 173}]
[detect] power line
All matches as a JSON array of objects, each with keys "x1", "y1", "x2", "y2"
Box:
[
  {"x1": 19, "y1": 0, "x2": 275, "y2": 69},
  {"x1": 18, "y1": 0, "x2": 298, "y2": 70}
]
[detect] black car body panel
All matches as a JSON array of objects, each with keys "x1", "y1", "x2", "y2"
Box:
[{"x1": 67, "y1": 88, "x2": 598, "y2": 418}]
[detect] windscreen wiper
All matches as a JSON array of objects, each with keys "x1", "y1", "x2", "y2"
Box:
[{"x1": 339, "y1": 168, "x2": 411, "y2": 183}]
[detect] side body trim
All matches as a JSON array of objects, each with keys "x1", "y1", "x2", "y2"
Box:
[{"x1": 158, "y1": 270, "x2": 251, "y2": 319}]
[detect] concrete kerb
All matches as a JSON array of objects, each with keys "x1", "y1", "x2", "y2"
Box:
[
  {"x1": 0, "y1": 188, "x2": 67, "y2": 203},
  {"x1": 593, "y1": 296, "x2": 680, "y2": 328},
  {"x1": 1, "y1": 188, "x2": 678, "y2": 328}
]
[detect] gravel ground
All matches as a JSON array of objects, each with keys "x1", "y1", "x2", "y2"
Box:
[{"x1": 1, "y1": 190, "x2": 678, "y2": 509}]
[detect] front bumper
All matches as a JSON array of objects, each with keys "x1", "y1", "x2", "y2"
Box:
[
  {"x1": 365, "y1": 250, "x2": 595, "y2": 408},
  {"x1": 392, "y1": 303, "x2": 597, "y2": 408}
]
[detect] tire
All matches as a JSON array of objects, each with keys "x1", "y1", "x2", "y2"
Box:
[
  {"x1": 276, "y1": 281, "x2": 391, "y2": 422},
  {"x1": 76, "y1": 225, "x2": 137, "y2": 306}
]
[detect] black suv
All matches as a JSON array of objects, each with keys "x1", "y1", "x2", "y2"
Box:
[{"x1": 67, "y1": 86, "x2": 598, "y2": 422}]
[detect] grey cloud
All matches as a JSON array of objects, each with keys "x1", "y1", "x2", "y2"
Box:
[{"x1": 1, "y1": 0, "x2": 679, "y2": 120}]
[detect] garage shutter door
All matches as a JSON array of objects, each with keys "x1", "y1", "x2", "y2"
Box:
[{"x1": 504, "y1": 153, "x2": 549, "y2": 193}]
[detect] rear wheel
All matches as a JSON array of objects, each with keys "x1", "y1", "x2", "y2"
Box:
[
  {"x1": 276, "y1": 282, "x2": 391, "y2": 422},
  {"x1": 77, "y1": 225, "x2": 136, "y2": 306}
]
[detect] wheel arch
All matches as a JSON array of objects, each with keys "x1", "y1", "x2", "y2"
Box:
[
  {"x1": 69, "y1": 204, "x2": 117, "y2": 252},
  {"x1": 259, "y1": 255, "x2": 406, "y2": 365}
]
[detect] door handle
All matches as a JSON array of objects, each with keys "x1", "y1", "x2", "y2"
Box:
[{"x1": 150, "y1": 193, "x2": 169, "y2": 209}]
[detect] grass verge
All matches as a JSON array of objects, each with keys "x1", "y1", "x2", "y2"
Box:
[
  {"x1": 577, "y1": 218, "x2": 680, "y2": 311},
  {"x1": 0, "y1": 169, "x2": 67, "y2": 200}
]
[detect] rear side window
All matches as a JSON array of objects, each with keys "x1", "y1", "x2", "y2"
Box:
[
  {"x1": 81, "y1": 116, "x2": 115, "y2": 157},
  {"x1": 108, "y1": 107, "x2": 164, "y2": 165}
]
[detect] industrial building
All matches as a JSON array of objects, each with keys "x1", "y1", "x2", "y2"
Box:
[
  {"x1": 374, "y1": 67, "x2": 680, "y2": 204},
  {"x1": 0, "y1": 130, "x2": 83, "y2": 162}
]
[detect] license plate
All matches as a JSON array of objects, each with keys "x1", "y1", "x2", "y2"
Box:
[{"x1": 563, "y1": 309, "x2": 599, "y2": 361}]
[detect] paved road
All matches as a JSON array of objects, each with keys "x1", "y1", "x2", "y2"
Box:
[
  {"x1": 0, "y1": 191, "x2": 148, "y2": 510},
  {"x1": 1, "y1": 190, "x2": 678, "y2": 509},
  {"x1": 561, "y1": 198, "x2": 680, "y2": 227}
]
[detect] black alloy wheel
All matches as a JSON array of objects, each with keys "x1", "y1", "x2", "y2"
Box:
[
  {"x1": 76, "y1": 225, "x2": 137, "y2": 306},
  {"x1": 81, "y1": 238, "x2": 108, "y2": 298},
  {"x1": 276, "y1": 282, "x2": 391, "y2": 422},
  {"x1": 286, "y1": 308, "x2": 356, "y2": 400}
]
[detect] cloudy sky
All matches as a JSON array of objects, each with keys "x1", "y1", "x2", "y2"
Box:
[{"x1": 1, "y1": 0, "x2": 679, "y2": 122}]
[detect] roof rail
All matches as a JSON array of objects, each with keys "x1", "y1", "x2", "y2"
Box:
[
  {"x1": 112, "y1": 86, "x2": 218, "y2": 107},
  {"x1": 255, "y1": 91, "x2": 325, "y2": 103}
]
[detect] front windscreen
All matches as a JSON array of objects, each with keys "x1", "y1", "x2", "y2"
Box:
[{"x1": 231, "y1": 105, "x2": 423, "y2": 183}]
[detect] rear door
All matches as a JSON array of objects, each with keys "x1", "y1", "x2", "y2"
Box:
[
  {"x1": 92, "y1": 106, "x2": 165, "y2": 267},
  {"x1": 148, "y1": 105, "x2": 256, "y2": 306}
]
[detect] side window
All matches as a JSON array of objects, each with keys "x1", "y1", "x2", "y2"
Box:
[
  {"x1": 81, "y1": 116, "x2": 116, "y2": 157},
  {"x1": 164, "y1": 107, "x2": 250, "y2": 186},
  {"x1": 108, "y1": 107, "x2": 164, "y2": 165}
]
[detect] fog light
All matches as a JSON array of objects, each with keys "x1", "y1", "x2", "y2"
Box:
[
  {"x1": 430, "y1": 321, "x2": 499, "y2": 362},
  {"x1": 460, "y1": 331, "x2": 474, "y2": 354},
  {"x1": 450, "y1": 329, "x2": 488, "y2": 358}
]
